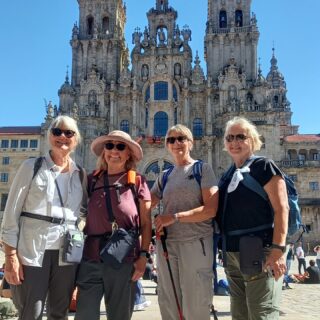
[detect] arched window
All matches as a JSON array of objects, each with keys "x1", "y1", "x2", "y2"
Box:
[
  {"x1": 145, "y1": 86, "x2": 150, "y2": 102},
  {"x1": 173, "y1": 85, "x2": 178, "y2": 102},
  {"x1": 145, "y1": 160, "x2": 172, "y2": 189},
  {"x1": 274, "y1": 95, "x2": 279, "y2": 104},
  {"x1": 154, "y1": 81, "x2": 168, "y2": 100},
  {"x1": 154, "y1": 111, "x2": 168, "y2": 137},
  {"x1": 193, "y1": 118, "x2": 203, "y2": 138},
  {"x1": 120, "y1": 120, "x2": 129, "y2": 133},
  {"x1": 102, "y1": 17, "x2": 110, "y2": 34},
  {"x1": 235, "y1": 10, "x2": 243, "y2": 27},
  {"x1": 87, "y1": 16, "x2": 94, "y2": 35},
  {"x1": 219, "y1": 10, "x2": 227, "y2": 28}
]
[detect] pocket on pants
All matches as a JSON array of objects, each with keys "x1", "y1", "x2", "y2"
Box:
[{"x1": 197, "y1": 268, "x2": 213, "y2": 306}]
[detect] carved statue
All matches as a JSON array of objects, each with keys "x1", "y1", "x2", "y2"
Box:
[
  {"x1": 158, "y1": 27, "x2": 166, "y2": 45},
  {"x1": 174, "y1": 63, "x2": 181, "y2": 77},
  {"x1": 142, "y1": 65, "x2": 149, "y2": 79}
]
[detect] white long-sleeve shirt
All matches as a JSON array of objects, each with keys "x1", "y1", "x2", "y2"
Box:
[{"x1": 1, "y1": 152, "x2": 85, "y2": 266}]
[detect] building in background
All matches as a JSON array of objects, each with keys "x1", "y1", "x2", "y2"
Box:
[
  {"x1": 0, "y1": 127, "x2": 42, "y2": 222},
  {"x1": 1, "y1": 0, "x2": 319, "y2": 247}
]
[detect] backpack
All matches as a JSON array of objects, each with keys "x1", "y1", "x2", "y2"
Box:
[
  {"x1": 32, "y1": 156, "x2": 85, "y2": 184},
  {"x1": 239, "y1": 156, "x2": 302, "y2": 236},
  {"x1": 159, "y1": 160, "x2": 203, "y2": 198}
]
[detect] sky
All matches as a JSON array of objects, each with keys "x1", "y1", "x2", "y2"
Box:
[{"x1": 0, "y1": 0, "x2": 319, "y2": 134}]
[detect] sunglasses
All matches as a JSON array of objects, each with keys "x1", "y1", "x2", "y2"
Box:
[
  {"x1": 225, "y1": 134, "x2": 248, "y2": 143},
  {"x1": 51, "y1": 128, "x2": 75, "y2": 138},
  {"x1": 105, "y1": 142, "x2": 127, "y2": 151},
  {"x1": 166, "y1": 136, "x2": 188, "y2": 144}
]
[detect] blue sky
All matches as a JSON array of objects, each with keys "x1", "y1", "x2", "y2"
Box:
[{"x1": 1, "y1": 0, "x2": 319, "y2": 134}]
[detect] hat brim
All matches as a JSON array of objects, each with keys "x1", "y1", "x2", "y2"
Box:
[{"x1": 91, "y1": 134, "x2": 143, "y2": 161}]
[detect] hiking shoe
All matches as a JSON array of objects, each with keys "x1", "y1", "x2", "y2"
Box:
[{"x1": 133, "y1": 300, "x2": 151, "y2": 311}]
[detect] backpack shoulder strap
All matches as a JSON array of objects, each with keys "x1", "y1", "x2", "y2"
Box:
[
  {"x1": 32, "y1": 157, "x2": 44, "y2": 180},
  {"x1": 159, "y1": 165, "x2": 174, "y2": 197},
  {"x1": 193, "y1": 160, "x2": 203, "y2": 187},
  {"x1": 241, "y1": 174, "x2": 269, "y2": 201}
]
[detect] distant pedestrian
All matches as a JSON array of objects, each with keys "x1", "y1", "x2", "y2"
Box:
[
  {"x1": 296, "y1": 242, "x2": 306, "y2": 274},
  {"x1": 286, "y1": 243, "x2": 295, "y2": 274},
  {"x1": 313, "y1": 245, "x2": 320, "y2": 269}
]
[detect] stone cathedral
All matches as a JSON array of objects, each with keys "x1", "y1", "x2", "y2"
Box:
[{"x1": 38, "y1": 0, "x2": 319, "y2": 243}]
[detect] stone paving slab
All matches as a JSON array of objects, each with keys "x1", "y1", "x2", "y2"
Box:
[{"x1": 1, "y1": 253, "x2": 319, "y2": 319}]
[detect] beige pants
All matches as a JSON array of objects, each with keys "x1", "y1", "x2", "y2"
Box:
[{"x1": 156, "y1": 235, "x2": 213, "y2": 320}]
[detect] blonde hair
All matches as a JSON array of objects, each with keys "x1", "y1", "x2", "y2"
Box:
[
  {"x1": 47, "y1": 115, "x2": 81, "y2": 146},
  {"x1": 95, "y1": 148, "x2": 137, "y2": 172},
  {"x1": 224, "y1": 117, "x2": 263, "y2": 152},
  {"x1": 165, "y1": 124, "x2": 193, "y2": 149}
]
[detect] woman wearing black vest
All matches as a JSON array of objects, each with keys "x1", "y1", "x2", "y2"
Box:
[{"x1": 217, "y1": 117, "x2": 288, "y2": 320}]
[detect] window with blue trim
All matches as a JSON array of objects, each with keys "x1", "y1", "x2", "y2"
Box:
[
  {"x1": 0, "y1": 173, "x2": 9, "y2": 183},
  {"x1": 193, "y1": 118, "x2": 203, "y2": 137},
  {"x1": 154, "y1": 81, "x2": 168, "y2": 101},
  {"x1": 145, "y1": 86, "x2": 150, "y2": 102},
  {"x1": 11, "y1": 140, "x2": 18, "y2": 148},
  {"x1": 219, "y1": 10, "x2": 227, "y2": 28},
  {"x1": 173, "y1": 85, "x2": 178, "y2": 102},
  {"x1": 154, "y1": 112, "x2": 168, "y2": 137},
  {"x1": 30, "y1": 140, "x2": 38, "y2": 148},
  {"x1": 1, "y1": 140, "x2": 9, "y2": 148},
  {"x1": 235, "y1": 10, "x2": 243, "y2": 27},
  {"x1": 2, "y1": 157, "x2": 9, "y2": 165},
  {"x1": 20, "y1": 140, "x2": 28, "y2": 148},
  {"x1": 120, "y1": 120, "x2": 130, "y2": 133}
]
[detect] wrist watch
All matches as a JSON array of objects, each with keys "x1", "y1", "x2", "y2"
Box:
[
  {"x1": 139, "y1": 250, "x2": 150, "y2": 259},
  {"x1": 271, "y1": 243, "x2": 286, "y2": 253}
]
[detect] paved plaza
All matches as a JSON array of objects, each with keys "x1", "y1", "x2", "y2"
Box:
[{"x1": 0, "y1": 253, "x2": 318, "y2": 319}]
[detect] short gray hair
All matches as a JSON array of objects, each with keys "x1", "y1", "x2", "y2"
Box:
[
  {"x1": 224, "y1": 117, "x2": 262, "y2": 152},
  {"x1": 47, "y1": 115, "x2": 81, "y2": 146},
  {"x1": 165, "y1": 124, "x2": 194, "y2": 147}
]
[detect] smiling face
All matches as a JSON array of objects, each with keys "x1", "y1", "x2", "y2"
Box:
[
  {"x1": 224, "y1": 124, "x2": 253, "y2": 165},
  {"x1": 166, "y1": 131, "x2": 193, "y2": 160},
  {"x1": 49, "y1": 126, "x2": 77, "y2": 157},
  {"x1": 103, "y1": 140, "x2": 131, "y2": 173}
]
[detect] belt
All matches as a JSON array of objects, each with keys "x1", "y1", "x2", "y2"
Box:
[{"x1": 21, "y1": 212, "x2": 65, "y2": 225}]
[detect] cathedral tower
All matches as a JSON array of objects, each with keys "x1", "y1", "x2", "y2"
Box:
[{"x1": 205, "y1": 0, "x2": 259, "y2": 81}]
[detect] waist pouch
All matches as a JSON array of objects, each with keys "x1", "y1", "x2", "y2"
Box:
[
  {"x1": 100, "y1": 228, "x2": 137, "y2": 269},
  {"x1": 63, "y1": 229, "x2": 85, "y2": 263},
  {"x1": 239, "y1": 235, "x2": 264, "y2": 276}
]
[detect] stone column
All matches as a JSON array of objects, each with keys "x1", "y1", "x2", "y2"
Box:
[{"x1": 206, "y1": 86, "x2": 212, "y2": 135}]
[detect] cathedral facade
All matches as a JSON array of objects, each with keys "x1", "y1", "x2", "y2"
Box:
[{"x1": 1, "y1": 0, "x2": 319, "y2": 246}]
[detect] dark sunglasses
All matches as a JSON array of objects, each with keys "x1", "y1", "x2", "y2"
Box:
[
  {"x1": 166, "y1": 136, "x2": 188, "y2": 144},
  {"x1": 225, "y1": 134, "x2": 248, "y2": 142},
  {"x1": 51, "y1": 128, "x2": 75, "y2": 138},
  {"x1": 105, "y1": 142, "x2": 127, "y2": 151}
]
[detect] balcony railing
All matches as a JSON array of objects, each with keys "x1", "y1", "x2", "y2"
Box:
[{"x1": 277, "y1": 160, "x2": 320, "y2": 168}]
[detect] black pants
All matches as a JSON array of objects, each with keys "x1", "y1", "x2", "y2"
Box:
[{"x1": 298, "y1": 258, "x2": 306, "y2": 274}]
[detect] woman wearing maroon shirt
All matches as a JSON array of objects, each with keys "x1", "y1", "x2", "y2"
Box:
[{"x1": 75, "y1": 130, "x2": 152, "y2": 320}]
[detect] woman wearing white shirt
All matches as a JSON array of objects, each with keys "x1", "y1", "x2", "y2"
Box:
[{"x1": 1, "y1": 115, "x2": 86, "y2": 320}]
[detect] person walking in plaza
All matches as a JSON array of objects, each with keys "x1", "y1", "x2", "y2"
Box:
[
  {"x1": 1, "y1": 115, "x2": 86, "y2": 319},
  {"x1": 313, "y1": 245, "x2": 320, "y2": 269},
  {"x1": 217, "y1": 117, "x2": 288, "y2": 320},
  {"x1": 283, "y1": 242, "x2": 295, "y2": 289},
  {"x1": 151, "y1": 124, "x2": 219, "y2": 320},
  {"x1": 75, "y1": 130, "x2": 152, "y2": 320},
  {"x1": 296, "y1": 241, "x2": 307, "y2": 274}
]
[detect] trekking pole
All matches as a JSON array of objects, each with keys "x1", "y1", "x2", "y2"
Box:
[{"x1": 157, "y1": 227, "x2": 184, "y2": 320}]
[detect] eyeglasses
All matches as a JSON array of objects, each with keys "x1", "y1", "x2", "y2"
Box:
[
  {"x1": 166, "y1": 136, "x2": 188, "y2": 144},
  {"x1": 105, "y1": 142, "x2": 127, "y2": 151},
  {"x1": 51, "y1": 128, "x2": 75, "y2": 138},
  {"x1": 225, "y1": 134, "x2": 248, "y2": 142}
]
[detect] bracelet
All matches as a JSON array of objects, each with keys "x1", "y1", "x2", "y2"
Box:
[{"x1": 5, "y1": 253, "x2": 16, "y2": 257}]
